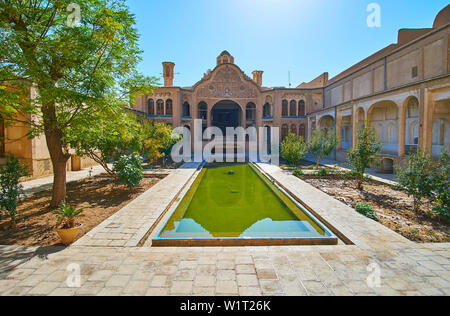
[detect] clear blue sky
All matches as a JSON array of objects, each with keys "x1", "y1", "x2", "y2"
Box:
[{"x1": 127, "y1": 0, "x2": 448, "y2": 88}]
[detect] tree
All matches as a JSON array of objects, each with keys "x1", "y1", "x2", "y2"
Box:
[
  {"x1": 396, "y1": 150, "x2": 435, "y2": 212},
  {"x1": 0, "y1": 1, "x2": 157, "y2": 207},
  {"x1": 65, "y1": 111, "x2": 142, "y2": 175},
  {"x1": 347, "y1": 123, "x2": 382, "y2": 190},
  {"x1": 308, "y1": 129, "x2": 339, "y2": 168},
  {"x1": 0, "y1": 156, "x2": 28, "y2": 227},
  {"x1": 432, "y1": 149, "x2": 449, "y2": 221},
  {"x1": 140, "y1": 122, "x2": 179, "y2": 166},
  {"x1": 281, "y1": 133, "x2": 308, "y2": 167}
]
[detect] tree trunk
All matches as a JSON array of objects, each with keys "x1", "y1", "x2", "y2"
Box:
[
  {"x1": 357, "y1": 177, "x2": 363, "y2": 191},
  {"x1": 45, "y1": 127, "x2": 70, "y2": 209},
  {"x1": 51, "y1": 159, "x2": 68, "y2": 208},
  {"x1": 316, "y1": 157, "x2": 321, "y2": 169}
]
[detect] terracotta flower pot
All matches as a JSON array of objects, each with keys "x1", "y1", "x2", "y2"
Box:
[{"x1": 55, "y1": 225, "x2": 82, "y2": 245}]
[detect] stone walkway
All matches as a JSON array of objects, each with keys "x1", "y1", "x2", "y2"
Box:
[
  {"x1": 0, "y1": 163, "x2": 448, "y2": 296},
  {"x1": 73, "y1": 162, "x2": 201, "y2": 248},
  {"x1": 21, "y1": 165, "x2": 110, "y2": 197}
]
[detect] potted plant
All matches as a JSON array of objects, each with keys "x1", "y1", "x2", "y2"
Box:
[{"x1": 54, "y1": 202, "x2": 85, "y2": 245}]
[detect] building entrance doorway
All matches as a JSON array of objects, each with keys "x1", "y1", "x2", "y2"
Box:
[{"x1": 211, "y1": 100, "x2": 242, "y2": 134}]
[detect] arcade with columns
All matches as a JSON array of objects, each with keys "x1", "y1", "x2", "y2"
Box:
[{"x1": 131, "y1": 6, "x2": 450, "y2": 173}]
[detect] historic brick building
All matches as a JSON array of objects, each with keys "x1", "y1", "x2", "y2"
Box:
[
  {"x1": 2, "y1": 5, "x2": 449, "y2": 178},
  {"x1": 131, "y1": 5, "x2": 450, "y2": 172}
]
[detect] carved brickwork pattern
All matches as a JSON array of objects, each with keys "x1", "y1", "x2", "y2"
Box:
[{"x1": 196, "y1": 65, "x2": 257, "y2": 99}]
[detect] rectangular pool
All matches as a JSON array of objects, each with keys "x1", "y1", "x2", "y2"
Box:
[{"x1": 153, "y1": 163, "x2": 338, "y2": 246}]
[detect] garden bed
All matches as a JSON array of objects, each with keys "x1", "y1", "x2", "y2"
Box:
[
  {"x1": 299, "y1": 175, "x2": 449, "y2": 243},
  {"x1": 0, "y1": 174, "x2": 166, "y2": 246}
]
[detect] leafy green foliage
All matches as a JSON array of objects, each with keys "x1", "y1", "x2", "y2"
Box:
[
  {"x1": 432, "y1": 150, "x2": 449, "y2": 221},
  {"x1": 66, "y1": 112, "x2": 142, "y2": 174},
  {"x1": 0, "y1": 0, "x2": 158, "y2": 207},
  {"x1": 396, "y1": 150, "x2": 435, "y2": 212},
  {"x1": 141, "y1": 122, "x2": 179, "y2": 166},
  {"x1": 54, "y1": 202, "x2": 85, "y2": 229},
  {"x1": 308, "y1": 129, "x2": 339, "y2": 168},
  {"x1": 113, "y1": 153, "x2": 143, "y2": 188},
  {"x1": 281, "y1": 133, "x2": 308, "y2": 167},
  {"x1": 292, "y1": 169, "x2": 304, "y2": 177},
  {"x1": 355, "y1": 203, "x2": 378, "y2": 221},
  {"x1": 347, "y1": 123, "x2": 383, "y2": 190},
  {"x1": 0, "y1": 156, "x2": 28, "y2": 225},
  {"x1": 317, "y1": 168, "x2": 329, "y2": 177}
]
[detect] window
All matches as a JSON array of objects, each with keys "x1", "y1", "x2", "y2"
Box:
[
  {"x1": 165, "y1": 99, "x2": 173, "y2": 116},
  {"x1": 282, "y1": 100, "x2": 288, "y2": 117},
  {"x1": 147, "y1": 99, "x2": 155, "y2": 115},
  {"x1": 246, "y1": 103, "x2": 256, "y2": 121},
  {"x1": 412, "y1": 66, "x2": 418, "y2": 78},
  {"x1": 290, "y1": 101, "x2": 297, "y2": 117},
  {"x1": 298, "y1": 100, "x2": 306, "y2": 116},
  {"x1": 156, "y1": 99, "x2": 164, "y2": 115},
  {"x1": 182, "y1": 102, "x2": 191, "y2": 117},
  {"x1": 299, "y1": 124, "x2": 306, "y2": 138},
  {"x1": 290, "y1": 124, "x2": 297, "y2": 135},
  {"x1": 263, "y1": 103, "x2": 271, "y2": 118},
  {"x1": 198, "y1": 102, "x2": 207, "y2": 120},
  {"x1": 281, "y1": 124, "x2": 289, "y2": 140}
]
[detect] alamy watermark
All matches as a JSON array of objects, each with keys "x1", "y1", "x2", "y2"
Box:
[
  {"x1": 67, "y1": 3, "x2": 81, "y2": 27},
  {"x1": 66, "y1": 263, "x2": 81, "y2": 288},
  {"x1": 367, "y1": 3, "x2": 381, "y2": 28},
  {"x1": 367, "y1": 262, "x2": 381, "y2": 288}
]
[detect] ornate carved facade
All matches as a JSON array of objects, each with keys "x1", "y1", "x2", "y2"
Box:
[{"x1": 131, "y1": 6, "x2": 450, "y2": 172}]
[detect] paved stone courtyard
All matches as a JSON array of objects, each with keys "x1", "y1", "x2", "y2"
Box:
[{"x1": 0, "y1": 163, "x2": 448, "y2": 296}]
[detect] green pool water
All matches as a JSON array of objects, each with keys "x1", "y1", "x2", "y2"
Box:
[{"x1": 157, "y1": 163, "x2": 333, "y2": 240}]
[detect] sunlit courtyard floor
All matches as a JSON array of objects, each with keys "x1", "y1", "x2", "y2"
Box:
[{"x1": 0, "y1": 163, "x2": 448, "y2": 296}]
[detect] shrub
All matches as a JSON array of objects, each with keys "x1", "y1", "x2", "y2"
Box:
[
  {"x1": 355, "y1": 203, "x2": 378, "y2": 221},
  {"x1": 293, "y1": 169, "x2": 304, "y2": 177},
  {"x1": 113, "y1": 153, "x2": 143, "y2": 188},
  {"x1": 432, "y1": 149, "x2": 449, "y2": 222},
  {"x1": 0, "y1": 156, "x2": 28, "y2": 226},
  {"x1": 141, "y1": 122, "x2": 179, "y2": 166},
  {"x1": 390, "y1": 183, "x2": 404, "y2": 191},
  {"x1": 308, "y1": 129, "x2": 339, "y2": 168},
  {"x1": 281, "y1": 133, "x2": 308, "y2": 167},
  {"x1": 317, "y1": 168, "x2": 329, "y2": 176},
  {"x1": 347, "y1": 123, "x2": 383, "y2": 190},
  {"x1": 54, "y1": 202, "x2": 85, "y2": 229},
  {"x1": 396, "y1": 150, "x2": 434, "y2": 212}
]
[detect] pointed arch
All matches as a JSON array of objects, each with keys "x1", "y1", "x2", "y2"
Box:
[
  {"x1": 156, "y1": 99, "x2": 164, "y2": 115},
  {"x1": 147, "y1": 99, "x2": 155, "y2": 115},
  {"x1": 282, "y1": 100, "x2": 288, "y2": 117}
]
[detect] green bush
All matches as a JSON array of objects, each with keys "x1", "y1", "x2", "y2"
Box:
[
  {"x1": 432, "y1": 150, "x2": 449, "y2": 222},
  {"x1": 0, "y1": 156, "x2": 28, "y2": 226},
  {"x1": 347, "y1": 123, "x2": 383, "y2": 190},
  {"x1": 308, "y1": 129, "x2": 339, "y2": 168},
  {"x1": 281, "y1": 133, "x2": 308, "y2": 167},
  {"x1": 355, "y1": 203, "x2": 378, "y2": 221},
  {"x1": 317, "y1": 168, "x2": 329, "y2": 177},
  {"x1": 390, "y1": 183, "x2": 404, "y2": 191},
  {"x1": 113, "y1": 153, "x2": 143, "y2": 188},
  {"x1": 396, "y1": 150, "x2": 434, "y2": 212},
  {"x1": 293, "y1": 169, "x2": 304, "y2": 177}
]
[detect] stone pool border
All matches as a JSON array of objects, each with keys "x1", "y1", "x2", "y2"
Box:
[
  {"x1": 0, "y1": 163, "x2": 449, "y2": 296},
  {"x1": 73, "y1": 162, "x2": 201, "y2": 248},
  {"x1": 151, "y1": 162, "x2": 340, "y2": 247}
]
